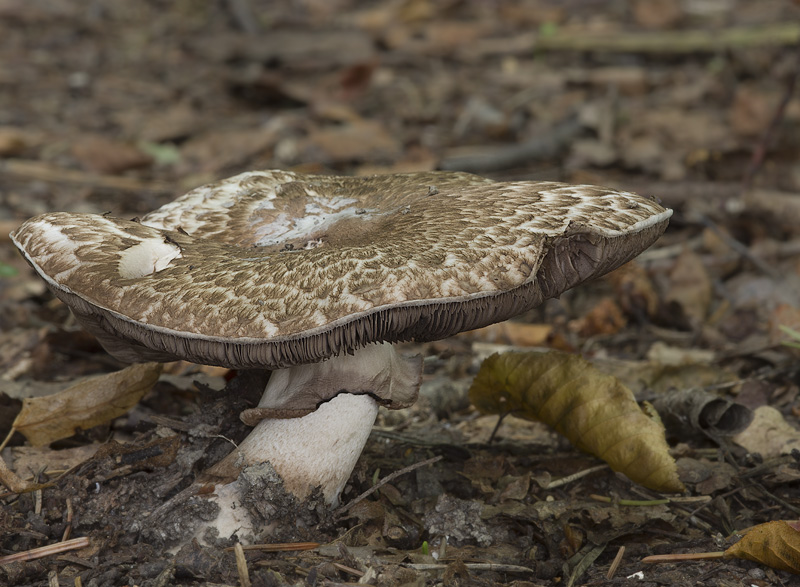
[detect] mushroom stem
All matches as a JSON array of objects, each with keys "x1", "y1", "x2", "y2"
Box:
[
  {"x1": 224, "y1": 393, "x2": 379, "y2": 505},
  {"x1": 208, "y1": 343, "x2": 422, "y2": 506}
]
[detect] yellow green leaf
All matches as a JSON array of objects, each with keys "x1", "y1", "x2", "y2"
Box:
[{"x1": 469, "y1": 351, "x2": 684, "y2": 493}]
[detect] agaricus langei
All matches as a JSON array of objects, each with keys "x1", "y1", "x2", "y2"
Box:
[{"x1": 10, "y1": 170, "x2": 671, "y2": 536}]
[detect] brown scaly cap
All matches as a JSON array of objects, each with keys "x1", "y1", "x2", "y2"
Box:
[{"x1": 10, "y1": 171, "x2": 672, "y2": 369}]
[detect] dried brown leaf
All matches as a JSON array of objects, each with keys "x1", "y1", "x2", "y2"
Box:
[
  {"x1": 71, "y1": 135, "x2": 153, "y2": 174},
  {"x1": 13, "y1": 363, "x2": 162, "y2": 446},
  {"x1": 664, "y1": 248, "x2": 712, "y2": 327},
  {"x1": 606, "y1": 261, "x2": 659, "y2": 319},
  {"x1": 461, "y1": 321, "x2": 553, "y2": 347},
  {"x1": 568, "y1": 297, "x2": 626, "y2": 337},
  {"x1": 469, "y1": 351, "x2": 684, "y2": 493},
  {"x1": 725, "y1": 520, "x2": 800, "y2": 574},
  {"x1": 733, "y1": 406, "x2": 800, "y2": 458}
]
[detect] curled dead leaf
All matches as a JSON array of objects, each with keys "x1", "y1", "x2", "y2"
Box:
[
  {"x1": 12, "y1": 363, "x2": 162, "y2": 447},
  {"x1": 469, "y1": 351, "x2": 684, "y2": 493},
  {"x1": 652, "y1": 388, "x2": 753, "y2": 442}
]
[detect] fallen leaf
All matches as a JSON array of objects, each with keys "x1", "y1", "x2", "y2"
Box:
[
  {"x1": 729, "y1": 85, "x2": 777, "y2": 137},
  {"x1": 13, "y1": 363, "x2": 162, "y2": 447},
  {"x1": 607, "y1": 261, "x2": 659, "y2": 320},
  {"x1": 632, "y1": 0, "x2": 682, "y2": 30},
  {"x1": 664, "y1": 248, "x2": 712, "y2": 328},
  {"x1": 300, "y1": 119, "x2": 401, "y2": 164},
  {"x1": 0, "y1": 127, "x2": 27, "y2": 157},
  {"x1": 469, "y1": 351, "x2": 684, "y2": 493},
  {"x1": 180, "y1": 127, "x2": 279, "y2": 174},
  {"x1": 462, "y1": 321, "x2": 553, "y2": 347},
  {"x1": 733, "y1": 406, "x2": 800, "y2": 458},
  {"x1": 725, "y1": 520, "x2": 800, "y2": 574},
  {"x1": 71, "y1": 135, "x2": 153, "y2": 174},
  {"x1": 568, "y1": 297, "x2": 626, "y2": 337},
  {"x1": 10, "y1": 444, "x2": 100, "y2": 477},
  {"x1": 645, "y1": 342, "x2": 715, "y2": 365}
]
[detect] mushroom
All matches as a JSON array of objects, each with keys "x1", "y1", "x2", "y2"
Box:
[{"x1": 10, "y1": 170, "x2": 672, "y2": 540}]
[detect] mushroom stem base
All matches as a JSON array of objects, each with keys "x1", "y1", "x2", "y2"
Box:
[{"x1": 212, "y1": 393, "x2": 379, "y2": 506}]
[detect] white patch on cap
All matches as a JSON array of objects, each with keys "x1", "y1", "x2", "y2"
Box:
[
  {"x1": 253, "y1": 202, "x2": 370, "y2": 247},
  {"x1": 118, "y1": 238, "x2": 182, "y2": 279}
]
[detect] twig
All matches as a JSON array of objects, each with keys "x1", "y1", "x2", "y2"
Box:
[
  {"x1": 62, "y1": 499, "x2": 73, "y2": 542},
  {"x1": 545, "y1": 464, "x2": 608, "y2": 489},
  {"x1": 590, "y1": 494, "x2": 670, "y2": 506},
  {"x1": 334, "y1": 456, "x2": 442, "y2": 518},
  {"x1": 690, "y1": 213, "x2": 780, "y2": 278},
  {"x1": 468, "y1": 23, "x2": 800, "y2": 58},
  {"x1": 0, "y1": 426, "x2": 15, "y2": 453},
  {"x1": 440, "y1": 116, "x2": 582, "y2": 173},
  {"x1": 607, "y1": 546, "x2": 625, "y2": 580},
  {"x1": 641, "y1": 551, "x2": 725, "y2": 564},
  {"x1": 488, "y1": 412, "x2": 511, "y2": 443},
  {"x1": 753, "y1": 483, "x2": 800, "y2": 517},
  {"x1": 228, "y1": 542, "x2": 320, "y2": 552},
  {"x1": 1, "y1": 159, "x2": 173, "y2": 193},
  {"x1": 332, "y1": 562, "x2": 364, "y2": 578},
  {"x1": 406, "y1": 562, "x2": 533, "y2": 573},
  {"x1": 234, "y1": 543, "x2": 251, "y2": 587},
  {"x1": 0, "y1": 537, "x2": 90, "y2": 565},
  {"x1": 33, "y1": 467, "x2": 44, "y2": 515}
]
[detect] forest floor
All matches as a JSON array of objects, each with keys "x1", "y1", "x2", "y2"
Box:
[{"x1": 2, "y1": 1, "x2": 800, "y2": 585}]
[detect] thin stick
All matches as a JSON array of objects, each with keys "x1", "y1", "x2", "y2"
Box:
[
  {"x1": 607, "y1": 546, "x2": 625, "y2": 579},
  {"x1": 62, "y1": 499, "x2": 73, "y2": 542},
  {"x1": 590, "y1": 494, "x2": 671, "y2": 506},
  {"x1": 332, "y1": 562, "x2": 364, "y2": 577},
  {"x1": 530, "y1": 23, "x2": 799, "y2": 54},
  {"x1": 33, "y1": 467, "x2": 44, "y2": 515},
  {"x1": 228, "y1": 542, "x2": 320, "y2": 553},
  {"x1": 488, "y1": 412, "x2": 510, "y2": 443},
  {"x1": 1, "y1": 159, "x2": 173, "y2": 193},
  {"x1": 334, "y1": 456, "x2": 442, "y2": 518},
  {"x1": 691, "y1": 213, "x2": 779, "y2": 278},
  {"x1": 546, "y1": 464, "x2": 608, "y2": 489},
  {"x1": 0, "y1": 537, "x2": 90, "y2": 565},
  {"x1": 407, "y1": 562, "x2": 533, "y2": 573},
  {"x1": 641, "y1": 551, "x2": 725, "y2": 564},
  {"x1": 0, "y1": 427, "x2": 15, "y2": 453},
  {"x1": 234, "y1": 543, "x2": 251, "y2": 587}
]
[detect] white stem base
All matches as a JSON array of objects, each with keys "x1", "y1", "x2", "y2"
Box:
[
  {"x1": 229, "y1": 392, "x2": 379, "y2": 505},
  {"x1": 195, "y1": 393, "x2": 377, "y2": 546},
  {"x1": 190, "y1": 344, "x2": 422, "y2": 546}
]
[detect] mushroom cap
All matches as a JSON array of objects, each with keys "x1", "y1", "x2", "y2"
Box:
[{"x1": 11, "y1": 171, "x2": 671, "y2": 369}]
